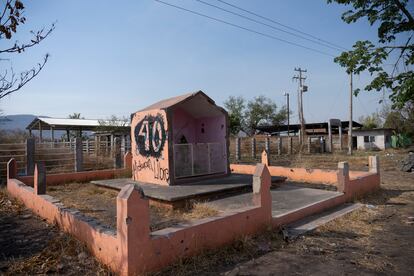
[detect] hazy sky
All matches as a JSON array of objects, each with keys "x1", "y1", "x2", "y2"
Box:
[{"x1": 0, "y1": 0, "x2": 403, "y2": 123}]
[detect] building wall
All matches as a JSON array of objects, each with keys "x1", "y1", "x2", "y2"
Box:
[
  {"x1": 354, "y1": 130, "x2": 392, "y2": 150},
  {"x1": 131, "y1": 109, "x2": 170, "y2": 185},
  {"x1": 172, "y1": 108, "x2": 196, "y2": 144}
]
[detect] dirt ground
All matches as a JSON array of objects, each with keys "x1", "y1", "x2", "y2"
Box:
[{"x1": 0, "y1": 149, "x2": 413, "y2": 275}]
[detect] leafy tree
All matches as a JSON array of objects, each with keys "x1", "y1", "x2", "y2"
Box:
[
  {"x1": 328, "y1": 0, "x2": 414, "y2": 108},
  {"x1": 68, "y1": 112, "x2": 83, "y2": 119},
  {"x1": 359, "y1": 112, "x2": 382, "y2": 129},
  {"x1": 245, "y1": 95, "x2": 287, "y2": 135},
  {"x1": 98, "y1": 115, "x2": 129, "y2": 133},
  {"x1": 0, "y1": 0, "x2": 55, "y2": 100},
  {"x1": 383, "y1": 102, "x2": 414, "y2": 136},
  {"x1": 224, "y1": 96, "x2": 245, "y2": 135}
]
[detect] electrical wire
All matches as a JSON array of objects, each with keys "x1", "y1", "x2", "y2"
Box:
[
  {"x1": 215, "y1": 0, "x2": 349, "y2": 51},
  {"x1": 195, "y1": 0, "x2": 343, "y2": 52},
  {"x1": 153, "y1": 0, "x2": 335, "y2": 57}
]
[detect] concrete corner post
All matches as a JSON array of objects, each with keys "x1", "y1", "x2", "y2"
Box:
[
  {"x1": 34, "y1": 162, "x2": 46, "y2": 195},
  {"x1": 124, "y1": 152, "x2": 132, "y2": 170},
  {"x1": 25, "y1": 138, "x2": 35, "y2": 176},
  {"x1": 74, "y1": 137, "x2": 83, "y2": 172},
  {"x1": 235, "y1": 138, "x2": 241, "y2": 161},
  {"x1": 261, "y1": 150, "x2": 269, "y2": 166},
  {"x1": 369, "y1": 155, "x2": 380, "y2": 174},
  {"x1": 114, "y1": 137, "x2": 122, "y2": 169},
  {"x1": 117, "y1": 184, "x2": 150, "y2": 275},
  {"x1": 7, "y1": 158, "x2": 17, "y2": 180},
  {"x1": 251, "y1": 138, "x2": 256, "y2": 159},
  {"x1": 337, "y1": 161, "x2": 350, "y2": 194},
  {"x1": 252, "y1": 164, "x2": 272, "y2": 220}
]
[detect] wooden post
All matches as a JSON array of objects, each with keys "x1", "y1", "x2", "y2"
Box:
[
  {"x1": 265, "y1": 137, "x2": 270, "y2": 154},
  {"x1": 86, "y1": 139, "x2": 90, "y2": 155},
  {"x1": 328, "y1": 120, "x2": 333, "y2": 153},
  {"x1": 50, "y1": 126, "x2": 54, "y2": 143},
  {"x1": 114, "y1": 137, "x2": 122, "y2": 169},
  {"x1": 307, "y1": 136, "x2": 311, "y2": 154},
  {"x1": 34, "y1": 162, "x2": 46, "y2": 195},
  {"x1": 288, "y1": 137, "x2": 293, "y2": 155},
  {"x1": 26, "y1": 138, "x2": 35, "y2": 176},
  {"x1": 251, "y1": 137, "x2": 256, "y2": 159},
  {"x1": 95, "y1": 135, "x2": 99, "y2": 156},
  {"x1": 277, "y1": 137, "x2": 282, "y2": 155},
  {"x1": 75, "y1": 137, "x2": 83, "y2": 172},
  {"x1": 39, "y1": 122, "x2": 43, "y2": 143},
  {"x1": 235, "y1": 138, "x2": 241, "y2": 161}
]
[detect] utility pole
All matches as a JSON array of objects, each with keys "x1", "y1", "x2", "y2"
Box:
[
  {"x1": 293, "y1": 67, "x2": 307, "y2": 146},
  {"x1": 348, "y1": 72, "x2": 353, "y2": 155},
  {"x1": 284, "y1": 92, "x2": 290, "y2": 136}
]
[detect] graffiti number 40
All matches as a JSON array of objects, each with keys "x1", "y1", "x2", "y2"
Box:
[{"x1": 135, "y1": 114, "x2": 166, "y2": 158}]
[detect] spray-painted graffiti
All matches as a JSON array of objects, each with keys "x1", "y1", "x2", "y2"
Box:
[
  {"x1": 133, "y1": 158, "x2": 169, "y2": 182},
  {"x1": 134, "y1": 113, "x2": 167, "y2": 158}
]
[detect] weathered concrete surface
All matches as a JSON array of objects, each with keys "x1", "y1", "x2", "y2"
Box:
[
  {"x1": 92, "y1": 174, "x2": 285, "y2": 202},
  {"x1": 285, "y1": 202, "x2": 362, "y2": 239},
  {"x1": 206, "y1": 183, "x2": 343, "y2": 217}
]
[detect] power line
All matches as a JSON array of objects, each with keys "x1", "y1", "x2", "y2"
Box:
[
  {"x1": 195, "y1": 0, "x2": 343, "y2": 52},
  {"x1": 216, "y1": 0, "x2": 348, "y2": 52},
  {"x1": 153, "y1": 0, "x2": 335, "y2": 57}
]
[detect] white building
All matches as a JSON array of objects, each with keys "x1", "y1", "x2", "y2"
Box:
[{"x1": 352, "y1": 129, "x2": 393, "y2": 150}]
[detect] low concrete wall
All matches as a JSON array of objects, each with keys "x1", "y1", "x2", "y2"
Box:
[
  {"x1": 7, "y1": 160, "x2": 273, "y2": 275},
  {"x1": 231, "y1": 163, "x2": 338, "y2": 184},
  {"x1": 6, "y1": 155, "x2": 381, "y2": 275},
  {"x1": 7, "y1": 178, "x2": 121, "y2": 272}
]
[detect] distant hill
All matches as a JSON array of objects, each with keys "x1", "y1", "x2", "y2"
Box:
[{"x1": 0, "y1": 114, "x2": 37, "y2": 130}]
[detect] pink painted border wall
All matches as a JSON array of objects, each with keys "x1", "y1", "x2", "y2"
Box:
[{"x1": 6, "y1": 156, "x2": 380, "y2": 275}]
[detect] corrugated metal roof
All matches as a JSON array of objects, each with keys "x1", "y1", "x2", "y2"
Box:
[
  {"x1": 136, "y1": 90, "x2": 214, "y2": 112},
  {"x1": 26, "y1": 117, "x2": 130, "y2": 130}
]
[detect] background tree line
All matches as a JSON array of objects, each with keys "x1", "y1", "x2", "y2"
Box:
[{"x1": 224, "y1": 95, "x2": 288, "y2": 136}]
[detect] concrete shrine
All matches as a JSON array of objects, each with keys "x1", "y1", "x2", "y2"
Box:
[{"x1": 130, "y1": 91, "x2": 230, "y2": 186}]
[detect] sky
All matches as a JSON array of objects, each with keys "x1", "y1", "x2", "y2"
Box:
[{"x1": 0, "y1": 0, "x2": 404, "y2": 123}]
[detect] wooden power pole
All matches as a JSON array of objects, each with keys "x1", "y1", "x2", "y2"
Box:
[
  {"x1": 348, "y1": 72, "x2": 353, "y2": 155},
  {"x1": 293, "y1": 67, "x2": 307, "y2": 146}
]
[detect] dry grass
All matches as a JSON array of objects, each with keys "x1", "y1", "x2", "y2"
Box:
[
  {"x1": 47, "y1": 183, "x2": 220, "y2": 232},
  {"x1": 153, "y1": 227, "x2": 285, "y2": 276},
  {"x1": 5, "y1": 232, "x2": 112, "y2": 275}
]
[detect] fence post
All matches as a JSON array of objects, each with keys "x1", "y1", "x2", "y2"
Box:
[
  {"x1": 288, "y1": 137, "x2": 293, "y2": 155},
  {"x1": 94, "y1": 136, "x2": 99, "y2": 157},
  {"x1": 265, "y1": 137, "x2": 270, "y2": 154},
  {"x1": 114, "y1": 137, "x2": 122, "y2": 169},
  {"x1": 251, "y1": 137, "x2": 256, "y2": 159},
  {"x1": 75, "y1": 137, "x2": 83, "y2": 172},
  {"x1": 86, "y1": 140, "x2": 90, "y2": 155},
  {"x1": 307, "y1": 136, "x2": 311, "y2": 154},
  {"x1": 34, "y1": 162, "x2": 46, "y2": 195},
  {"x1": 277, "y1": 137, "x2": 282, "y2": 155},
  {"x1": 26, "y1": 138, "x2": 35, "y2": 176},
  {"x1": 235, "y1": 138, "x2": 241, "y2": 161}
]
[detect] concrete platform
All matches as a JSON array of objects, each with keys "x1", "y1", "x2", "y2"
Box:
[
  {"x1": 206, "y1": 183, "x2": 343, "y2": 217},
  {"x1": 92, "y1": 174, "x2": 285, "y2": 203}
]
